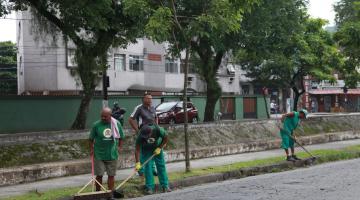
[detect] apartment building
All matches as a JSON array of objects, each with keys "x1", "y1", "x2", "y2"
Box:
[{"x1": 16, "y1": 11, "x2": 253, "y2": 96}]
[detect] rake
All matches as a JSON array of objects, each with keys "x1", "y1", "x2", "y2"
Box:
[
  {"x1": 73, "y1": 155, "x2": 112, "y2": 200},
  {"x1": 113, "y1": 153, "x2": 157, "y2": 198}
]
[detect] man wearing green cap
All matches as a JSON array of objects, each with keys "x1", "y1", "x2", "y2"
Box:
[
  {"x1": 134, "y1": 124, "x2": 171, "y2": 194},
  {"x1": 279, "y1": 109, "x2": 308, "y2": 161}
]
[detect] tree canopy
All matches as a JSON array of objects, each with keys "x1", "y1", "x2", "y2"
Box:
[
  {"x1": 334, "y1": 0, "x2": 360, "y2": 88},
  {"x1": 142, "y1": 0, "x2": 259, "y2": 121},
  {"x1": 235, "y1": 0, "x2": 343, "y2": 110},
  {"x1": 5, "y1": 0, "x2": 148, "y2": 128},
  {"x1": 0, "y1": 41, "x2": 17, "y2": 94}
]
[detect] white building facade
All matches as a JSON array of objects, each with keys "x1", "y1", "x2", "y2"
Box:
[{"x1": 16, "y1": 11, "x2": 254, "y2": 96}]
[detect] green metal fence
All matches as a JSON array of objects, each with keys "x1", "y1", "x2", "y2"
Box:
[{"x1": 0, "y1": 95, "x2": 269, "y2": 133}]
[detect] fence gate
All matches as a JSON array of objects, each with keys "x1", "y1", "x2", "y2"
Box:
[
  {"x1": 243, "y1": 97, "x2": 257, "y2": 118},
  {"x1": 220, "y1": 97, "x2": 235, "y2": 120}
]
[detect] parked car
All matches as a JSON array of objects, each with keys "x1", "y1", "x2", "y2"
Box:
[{"x1": 156, "y1": 101, "x2": 199, "y2": 124}]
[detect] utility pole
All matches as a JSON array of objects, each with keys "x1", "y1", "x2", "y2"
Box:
[{"x1": 183, "y1": 47, "x2": 191, "y2": 172}]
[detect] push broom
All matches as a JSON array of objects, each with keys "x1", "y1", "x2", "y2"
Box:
[{"x1": 73, "y1": 154, "x2": 112, "y2": 200}]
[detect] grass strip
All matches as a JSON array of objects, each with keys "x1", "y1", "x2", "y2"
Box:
[{"x1": 5, "y1": 144, "x2": 360, "y2": 200}]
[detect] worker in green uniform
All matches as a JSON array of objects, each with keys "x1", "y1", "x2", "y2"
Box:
[
  {"x1": 134, "y1": 124, "x2": 171, "y2": 194},
  {"x1": 89, "y1": 107, "x2": 124, "y2": 199},
  {"x1": 280, "y1": 109, "x2": 308, "y2": 161}
]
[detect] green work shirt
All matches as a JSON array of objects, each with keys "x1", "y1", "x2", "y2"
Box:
[
  {"x1": 89, "y1": 120, "x2": 125, "y2": 161},
  {"x1": 136, "y1": 127, "x2": 167, "y2": 151},
  {"x1": 282, "y1": 111, "x2": 300, "y2": 134}
]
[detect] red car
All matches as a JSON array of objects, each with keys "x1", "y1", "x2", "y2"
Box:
[{"x1": 156, "y1": 101, "x2": 199, "y2": 124}]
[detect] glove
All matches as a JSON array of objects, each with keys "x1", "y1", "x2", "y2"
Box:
[
  {"x1": 154, "y1": 147, "x2": 161, "y2": 155},
  {"x1": 135, "y1": 162, "x2": 141, "y2": 171},
  {"x1": 292, "y1": 135, "x2": 297, "y2": 142}
]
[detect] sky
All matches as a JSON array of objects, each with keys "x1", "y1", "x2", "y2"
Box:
[{"x1": 0, "y1": 0, "x2": 340, "y2": 43}]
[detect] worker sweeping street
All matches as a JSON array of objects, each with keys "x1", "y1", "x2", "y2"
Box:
[
  {"x1": 279, "y1": 109, "x2": 308, "y2": 161},
  {"x1": 134, "y1": 124, "x2": 171, "y2": 195},
  {"x1": 89, "y1": 107, "x2": 124, "y2": 200}
]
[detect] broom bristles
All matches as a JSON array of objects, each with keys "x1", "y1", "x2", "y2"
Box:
[{"x1": 73, "y1": 190, "x2": 112, "y2": 200}]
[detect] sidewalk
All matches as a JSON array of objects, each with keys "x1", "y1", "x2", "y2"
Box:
[{"x1": 1, "y1": 139, "x2": 360, "y2": 199}]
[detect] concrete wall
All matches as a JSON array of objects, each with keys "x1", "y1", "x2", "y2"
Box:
[
  {"x1": 2, "y1": 115, "x2": 360, "y2": 185},
  {"x1": 1, "y1": 115, "x2": 360, "y2": 169}
]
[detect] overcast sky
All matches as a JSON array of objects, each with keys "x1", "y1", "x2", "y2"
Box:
[{"x1": 0, "y1": 0, "x2": 340, "y2": 43}]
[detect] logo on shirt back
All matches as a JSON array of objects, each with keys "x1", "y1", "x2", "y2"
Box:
[{"x1": 103, "y1": 128, "x2": 112, "y2": 138}]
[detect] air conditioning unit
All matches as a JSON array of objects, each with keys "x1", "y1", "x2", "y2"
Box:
[
  {"x1": 229, "y1": 77, "x2": 234, "y2": 84},
  {"x1": 187, "y1": 77, "x2": 194, "y2": 86}
]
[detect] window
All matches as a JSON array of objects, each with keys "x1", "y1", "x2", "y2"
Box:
[
  {"x1": 227, "y1": 64, "x2": 235, "y2": 75},
  {"x1": 129, "y1": 55, "x2": 144, "y2": 71},
  {"x1": 66, "y1": 48, "x2": 77, "y2": 68},
  {"x1": 165, "y1": 58, "x2": 179, "y2": 73},
  {"x1": 180, "y1": 60, "x2": 197, "y2": 74},
  {"x1": 114, "y1": 54, "x2": 125, "y2": 71}
]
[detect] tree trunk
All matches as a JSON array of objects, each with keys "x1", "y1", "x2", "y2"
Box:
[
  {"x1": 71, "y1": 90, "x2": 94, "y2": 129},
  {"x1": 293, "y1": 90, "x2": 299, "y2": 111},
  {"x1": 70, "y1": 48, "x2": 98, "y2": 130},
  {"x1": 292, "y1": 75, "x2": 305, "y2": 112},
  {"x1": 204, "y1": 82, "x2": 221, "y2": 122}
]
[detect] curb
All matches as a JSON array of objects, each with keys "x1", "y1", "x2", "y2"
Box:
[{"x1": 169, "y1": 158, "x2": 313, "y2": 190}]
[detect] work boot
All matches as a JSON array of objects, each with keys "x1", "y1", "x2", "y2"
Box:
[
  {"x1": 292, "y1": 155, "x2": 301, "y2": 160},
  {"x1": 286, "y1": 156, "x2": 296, "y2": 162},
  {"x1": 162, "y1": 187, "x2": 172, "y2": 193},
  {"x1": 144, "y1": 188, "x2": 153, "y2": 195}
]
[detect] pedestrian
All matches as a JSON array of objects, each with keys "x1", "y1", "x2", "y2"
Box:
[
  {"x1": 89, "y1": 107, "x2": 124, "y2": 199},
  {"x1": 128, "y1": 93, "x2": 158, "y2": 176},
  {"x1": 129, "y1": 93, "x2": 158, "y2": 130},
  {"x1": 279, "y1": 109, "x2": 308, "y2": 161},
  {"x1": 270, "y1": 100, "x2": 276, "y2": 114},
  {"x1": 311, "y1": 100, "x2": 316, "y2": 113},
  {"x1": 135, "y1": 124, "x2": 171, "y2": 194},
  {"x1": 112, "y1": 101, "x2": 126, "y2": 126}
]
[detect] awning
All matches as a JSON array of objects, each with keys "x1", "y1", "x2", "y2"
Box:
[{"x1": 309, "y1": 89, "x2": 360, "y2": 95}]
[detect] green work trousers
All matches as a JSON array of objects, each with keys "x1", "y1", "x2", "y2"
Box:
[
  {"x1": 141, "y1": 148, "x2": 169, "y2": 190},
  {"x1": 139, "y1": 149, "x2": 156, "y2": 175},
  {"x1": 280, "y1": 129, "x2": 295, "y2": 149}
]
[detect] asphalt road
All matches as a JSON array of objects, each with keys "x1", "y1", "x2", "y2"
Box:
[{"x1": 131, "y1": 158, "x2": 360, "y2": 200}]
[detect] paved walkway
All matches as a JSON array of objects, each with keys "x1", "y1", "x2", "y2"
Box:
[{"x1": 1, "y1": 139, "x2": 360, "y2": 199}]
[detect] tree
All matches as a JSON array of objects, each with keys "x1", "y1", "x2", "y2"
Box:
[
  {"x1": 144, "y1": 0, "x2": 258, "y2": 121},
  {"x1": 334, "y1": 0, "x2": 360, "y2": 26},
  {"x1": 0, "y1": 41, "x2": 17, "y2": 94},
  {"x1": 6, "y1": 0, "x2": 148, "y2": 129},
  {"x1": 334, "y1": 0, "x2": 360, "y2": 88},
  {"x1": 236, "y1": 0, "x2": 342, "y2": 111}
]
